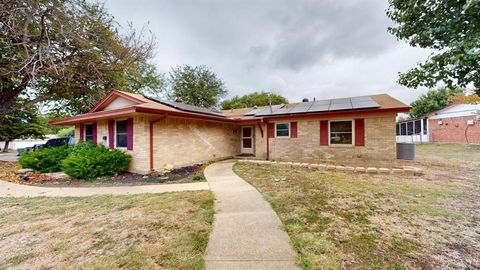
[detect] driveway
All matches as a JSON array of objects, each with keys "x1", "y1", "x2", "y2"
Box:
[
  {"x1": 204, "y1": 160, "x2": 298, "y2": 270},
  {"x1": 0, "y1": 152, "x2": 18, "y2": 162}
]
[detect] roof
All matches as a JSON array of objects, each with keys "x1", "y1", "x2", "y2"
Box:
[
  {"x1": 50, "y1": 91, "x2": 410, "y2": 125},
  {"x1": 428, "y1": 103, "x2": 480, "y2": 120}
]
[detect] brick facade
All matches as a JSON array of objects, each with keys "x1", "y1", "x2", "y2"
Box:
[
  {"x1": 254, "y1": 112, "x2": 397, "y2": 167},
  {"x1": 428, "y1": 115, "x2": 480, "y2": 144}
]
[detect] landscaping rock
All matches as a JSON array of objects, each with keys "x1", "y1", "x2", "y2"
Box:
[
  {"x1": 345, "y1": 166, "x2": 355, "y2": 172},
  {"x1": 335, "y1": 166, "x2": 346, "y2": 171},
  {"x1": 354, "y1": 167, "x2": 366, "y2": 173},
  {"x1": 366, "y1": 167, "x2": 378, "y2": 174},
  {"x1": 43, "y1": 172, "x2": 71, "y2": 180},
  {"x1": 378, "y1": 168, "x2": 391, "y2": 174},
  {"x1": 326, "y1": 165, "x2": 336, "y2": 171},
  {"x1": 16, "y1": 168, "x2": 34, "y2": 174},
  {"x1": 164, "y1": 164, "x2": 174, "y2": 173},
  {"x1": 391, "y1": 168, "x2": 404, "y2": 175}
]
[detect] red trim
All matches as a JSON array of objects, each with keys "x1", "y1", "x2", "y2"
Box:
[
  {"x1": 49, "y1": 107, "x2": 137, "y2": 125},
  {"x1": 108, "y1": 120, "x2": 115, "y2": 148},
  {"x1": 92, "y1": 123, "x2": 97, "y2": 144},
  {"x1": 150, "y1": 116, "x2": 166, "y2": 171},
  {"x1": 291, "y1": 122, "x2": 297, "y2": 138},
  {"x1": 89, "y1": 90, "x2": 145, "y2": 113},
  {"x1": 262, "y1": 107, "x2": 410, "y2": 121},
  {"x1": 127, "y1": 118, "x2": 134, "y2": 150},
  {"x1": 354, "y1": 118, "x2": 365, "y2": 146},
  {"x1": 257, "y1": 122, "x2": 264, "y2": 138},
  {"x1": 320, "y1": 120, "x2": 328, "y2": 146},
  {"x1": 79, "y1": 124, "x2": 84, "y2": 141}
]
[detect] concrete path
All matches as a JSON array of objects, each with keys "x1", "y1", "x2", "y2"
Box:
[
  {"x1": 0, "y1": 152, "x2": 18, "y2": 162},
  {"x1": 0, "y1": 180, "x2": 209, "y2": 197},
  {"x1": 204, "y1": 161, "x2": 298, "y2": 270}
]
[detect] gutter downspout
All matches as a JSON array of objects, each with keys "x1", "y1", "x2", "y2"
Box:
[{"x1": 150, "y1": 115, "x2": 167, "y2": 171}]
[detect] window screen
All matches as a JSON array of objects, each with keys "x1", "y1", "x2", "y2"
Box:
[
  {"x1": 330, "y1": 121, "x2": 353, "y2": 145},
  {"x1": 116, "y1": 120, "x2": 128, "y2": 148}
]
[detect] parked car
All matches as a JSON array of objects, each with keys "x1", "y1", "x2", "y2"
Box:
[{"x1": 17, "y1": 137, "x2": 75, "y2": 156}]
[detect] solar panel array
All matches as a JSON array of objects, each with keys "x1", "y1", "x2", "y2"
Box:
[
  {"x1": 248, "y1": 96, "x2": 380, "y2": 116},
  {"x1": 147, "y1": 97, "x2": 225, "y2": 117}
]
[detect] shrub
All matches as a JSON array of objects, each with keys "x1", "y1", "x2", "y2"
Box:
[
  {"x1": 19, "y1": 145, "x2": 72, "y2": 173},
  {"x1": 62, "y1": 142, "x2": 131, "y2": 180}
]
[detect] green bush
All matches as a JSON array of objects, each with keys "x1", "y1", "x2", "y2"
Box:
[
  {"x1": 62, "y1": 142, "x2": 131, "y2": 180},
  {"x1": 19, "y1": 145, "x2": 72, "y2": 173}
]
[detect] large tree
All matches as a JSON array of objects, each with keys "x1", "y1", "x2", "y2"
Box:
[
  {"x1": 387, "y1": 0, "x2": 480, "y2": 95},
  {"x1": 0, "y1": 100, "x2": 46, "y2": 152},
  {"x1": 0, "y1": 0, "x2": 162, "y2": 117},
  {"x1": 409, "y1": 87, "x2": 462, "y2": 118},
  {"x1": 167, "y1": 65, "x2": 227, "y2": 108},
  {"x1": 220, "y1": 91, "x2": 288, "y2": 110}
]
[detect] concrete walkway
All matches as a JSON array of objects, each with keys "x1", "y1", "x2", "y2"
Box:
[
  {"x1": 204, "y1": 161, "x2": 298, "y2": 270},
  {"x1": 0, "y1": 180, "x2": 209, "y2": 197}
]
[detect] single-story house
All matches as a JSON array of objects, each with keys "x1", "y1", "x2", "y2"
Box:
[
  {"x1": 396, "y1": 103, "x2": 480, "y2": 144},
  {"x1": 50, "y1": 90, "x2": 410, "y2": 173}
]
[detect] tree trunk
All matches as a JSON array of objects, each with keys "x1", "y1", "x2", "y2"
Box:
[{"x1": 2, "y1": 141, "x2": 10, "y2": 152}]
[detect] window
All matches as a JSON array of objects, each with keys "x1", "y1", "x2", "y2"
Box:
[
  {"x1": 396, "y1": 124, "x2": 400, "y2": 136},
  {"x1": 401, "y1": 123, "x2": 407, "y2": 135},
  {"x1": 423, "y1": 119, "x2": 427, "y2": 135},
  {"x1": 85, "y1": 124, "x2": 94, "y2": 142},
  {"x1": 407, "y1": 121, "x2": 414, "y2": 135},
  {"x1": 275, "y1": 123, "x2": 290, "y2": 137},
  {"x1": 414, "y1": 120, "x2": 422, "y2": 135},
  {"x1": 116, "y1": 120, "x2": 128, "y2": 148},
  {"x1": 330, "y1": 120, "x2": 353, "y2": 145}
]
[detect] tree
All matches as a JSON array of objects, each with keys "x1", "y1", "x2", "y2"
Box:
[
  {"x1": 220, "y1": 92, "x2": 289, "y2": 110},
  {"x1": 409, "y1": 87, "x2": 463, "y2": 118},
  {"x1": 0, "y1": 100, "x2": 46, "y2": 152},
  {"x1": 448, "y1": 92, "x2": 480, "y2": 104},
  {"x1": 0, "y1": 0, "x2": 163, "y2": 117},
  {"x1": 166, "y1": 65, "x2": 227, "y2": 108},
  {"x1": 387, "y1": 0, "x2": 480, "y2": 95}
]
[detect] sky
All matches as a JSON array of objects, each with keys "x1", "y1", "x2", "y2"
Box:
[{"x1": 104, "y1": 0, "x2": 433, "y2": 105}]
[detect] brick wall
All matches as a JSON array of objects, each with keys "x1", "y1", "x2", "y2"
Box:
[
  {"x1": 265, "y1": 113, "x2": 397, "y2": 166},
  {"x1": 429, "y1": 116, "x2": 480, "y2": 144}
]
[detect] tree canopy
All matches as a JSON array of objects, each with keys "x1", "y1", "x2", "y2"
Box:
[
  {"x1": 166, "y1": 65, "x2": 227, "y2": 108},
  {"x1": 409, "y1": 87, "x2": 463, "y2": 118},
  {"x1": 387, "y1": 0, "x2": 480, "y2": 95},
  {"x1": 220, "y1": 92, "x2": 289, "y2": 110},
  {"x1": 0, "y1": 0, "x2": 163, "y2": 117},
  {"x1": 0, "y1": 100, "x2": 46, "y2": 151}
]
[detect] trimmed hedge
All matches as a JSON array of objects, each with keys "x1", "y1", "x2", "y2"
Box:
[
  {"x1": 61, "y1": 142, "x2": 131, "y2": 180},
  {"x1": 19, "y1": 145, "x2": 72, "y2": 173}
]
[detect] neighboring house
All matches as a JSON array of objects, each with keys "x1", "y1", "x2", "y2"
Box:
[
  {"x1": 396, "y1": 103, "x2": 480, "y2": 144},
  {"x1": 427, "y1": 104, "x2": 480, "y2": 144},
  {"x1": 50, "y1": 90, "x2": 410, "y2": 173}
]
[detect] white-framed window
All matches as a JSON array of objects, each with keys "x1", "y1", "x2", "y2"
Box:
[
  {"x1": 116, "y1": 120, "x2": 128, "y2": 148},
  {"x1": 329, "y1": 120, "x2": 354, "y2": 145},
  {"x1": 275, "y1": 122, "x2": 290, "y2": 138},
  {"x1": 85, "y1": 124, "x2": 94, "y2": 142}
]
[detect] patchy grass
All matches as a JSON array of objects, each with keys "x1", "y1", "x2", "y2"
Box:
[
  {"x1": 415, "y1": 143, "x2": 480, "y2": 168},
  {"x1": 0, "y1": 192, "x2": 214, "y2": 270},
  {"x1": 234, "y1": 157, "x2": 479, "y2": 269}
]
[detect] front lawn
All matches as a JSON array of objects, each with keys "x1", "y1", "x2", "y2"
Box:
[
  {"x1": 234, "y1": 144, "x2": 480, "y2": 269},
  {"x1": 0, "y1": 192, "x2": 214, "y2": 270}
]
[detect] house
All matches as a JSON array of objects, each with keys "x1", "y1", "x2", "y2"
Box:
[
  {"x1": 396, "y1": 103, "x2": 480, "y2": 144},
  {"x1": 50, "y1": 90, "x2": 410, "y2": 173}
]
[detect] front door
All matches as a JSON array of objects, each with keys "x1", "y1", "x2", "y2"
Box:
[{"x1": 241, "y1": 126, "x2": 254, "y2": 154}]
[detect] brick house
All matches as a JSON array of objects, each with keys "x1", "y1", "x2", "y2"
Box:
[
  {"x1": 50, "y1": 90, "x2": 410, "y2": 173},
  {"x1": 427, "y1": 104, "x2": 480, "y2": 144}
]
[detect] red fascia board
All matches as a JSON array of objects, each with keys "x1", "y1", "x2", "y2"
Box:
[
  {"x1": 49, "y1": 107, "x2": 137, "y2": 125},
  {"x1": 88, "y1": 90, "x2": 145, "y2": 113},
  {"x1": 261, "y1": 107, "x2": 411, "y2": 121}
]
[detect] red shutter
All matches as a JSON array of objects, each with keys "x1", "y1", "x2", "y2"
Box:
[
  {"x1": 92, "y1": 123, "x2": 97, "y2": 144},
  {"x1": 355, "y1": 118, "x2": 365, "y2": 146},
  {"x1": 320, "y1": 120, "x2": 329, "y2": 145},
  {"x1": 79, "y1": 124, "x2": 84, "y2": 141},
  {"x1": 127, "y1": 118, "x2": 134, "y2": 150},
  {"x1": 290, "y1": 122, "x2": 297, "y2": 138},
  {"x1": 267, "y1": 123, "x2": 275, "y2": 138},
  {"x1": 108, "y1": 120, "x2": 115, "y2": 148}
]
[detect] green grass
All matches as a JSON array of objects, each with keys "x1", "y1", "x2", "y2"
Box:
[
  {"x1": 0, "y1": 192, "x2": 214, "y2": 270},
  {"x1": 233, "y1": 161, "x2": 476, "y2": 270}
]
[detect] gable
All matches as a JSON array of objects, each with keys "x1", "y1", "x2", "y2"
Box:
[{"x1": 102, "y1": 97, "x2": 137, "y2": 111}]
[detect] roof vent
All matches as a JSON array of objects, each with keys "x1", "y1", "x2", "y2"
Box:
[
  {"x1": 302, "y1": 98, "x2": 309, "y2": 102},
  {"x1": 175, "y1": 98, "x2": 183, "y2": 103}
]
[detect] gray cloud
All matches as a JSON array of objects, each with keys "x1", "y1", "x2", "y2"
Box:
[{"x1": 105, "y1": 0, "x2": 432, "y2": 104}]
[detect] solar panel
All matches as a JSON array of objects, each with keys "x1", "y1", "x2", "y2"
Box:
[
  {"x1": 245, "y1": 108, "x2": 264, "y2": 116},
  {"x1": 329, "y1": 103, "x2": 353, "y2": 111},
  {"x1": 351, "y1": 100, "x2": 379, "y2": 109},
  {"x1": 254, "y1": 105, "x2": 285, "y2": 116},
  {"x1": 148, "y1": 97, "x2": 225, "y2": 117},
  {"x1": 311, "y1": 99, "x2": 331, "y2": 105},
  {"x1": 351, "y1": 96, "x2": 373, "y2": 102},
  {"x1": 330, "y1": 98, "x2": 351, "y2": 104},
  {"x1": 307, "y1": 104, "x2": 330, "y2": 112}
]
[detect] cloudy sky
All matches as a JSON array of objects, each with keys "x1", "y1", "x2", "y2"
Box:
[{"x1": 105, "y1": 0, "x2": 433, "y2": 104}]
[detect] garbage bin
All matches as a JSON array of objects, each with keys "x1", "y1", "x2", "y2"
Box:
[{"x1": 397, "y1": 143, "x2": 415, "y2": 160}]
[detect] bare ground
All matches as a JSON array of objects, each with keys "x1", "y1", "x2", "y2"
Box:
[{"x1": 234, "y1": 144, "x2": 480, "y2": 270}]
